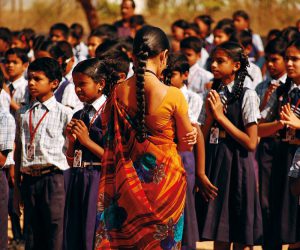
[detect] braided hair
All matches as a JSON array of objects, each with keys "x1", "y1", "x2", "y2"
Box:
[
  {"x1": 211, "y1": 41, "x2": 250, "y2": 105},
  {"x1": 133, "y1": 26, "x2": 170, "y2": 142},
  {"x1": 72, "y1": 58, "x2": 120, "y2": 97}
]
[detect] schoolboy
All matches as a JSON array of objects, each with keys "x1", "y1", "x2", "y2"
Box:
[
  {"x1": 50, "y1": 41, "x2": 82, "y2": 111},
  {"x1": 68, "y1": 23, "x2": 88, "y2": 62},
  {"x1": 5, "y1": 48, "x2": 29, "y2": 111},
  {"x1": 49, "y1": 23, "x2": 69, "y2": 42},
  {"x1": 0, "y1": 67, "x2": 15, "y2": 250},
  {"x1": 14, "y1": 57, "x2": 72, "y2": 250},
  {"x1": 180, "y1": 36, "x2": 213, "y2": 96}
]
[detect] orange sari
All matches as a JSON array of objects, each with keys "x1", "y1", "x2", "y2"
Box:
[{"x1": 95, "y1": 89, "x2": 187, "y2": 250}]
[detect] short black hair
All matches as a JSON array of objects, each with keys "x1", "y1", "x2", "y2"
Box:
[
  {"x1": 50, "y1": 23, "x2": 70, "y2": 39},
  {"x1": 50, "y1": 41, "x2": 73, "y2": 60},
  {"x1": 70, "y1": 23, "x2": 84, "y2": 40},
  {"x1": 267, "y1": 29, "x2": 281, "y2": 41},
  {"x1": 265, "y1": 37, "x2": 288, "y2": 57},
  {"x1": 172, "y1": 19, "x2": 189, "y2": 30},
  {"x1": 195, "y1": 15, "x2": 214, "y2": 26},
  {"x1": 0, "y1": 27, "x2": 12, "y2": 44},
  {"x1": 180, "y1": 36, "x2": 203, "y2": 53},
  {"x1": 167, "y1": 52, "x2": 190, "y2": 74},
  {"x1": 122, "y1": 0, "x2": 135, "y2": 9},
  {"x1": 5, "y1": 48, "x2": 29, "y2": 63},
  {"x1": 185, "y1": 23, "x2": 201, "y2": 36},
  {"x1": 233, "y1": 10, "x2": 250, "y2": 21},
  {"x1": 97, "y1": 48, "x2": 130, "y2": 76},
  {"x1": 90, "y1": 24, "x2": 118, "y2": 41},
  {"x1": 281, "y1": 26, "x2": 300, "y2": 44},
  {"x1": 28, "y1": 57, "x2": 62, "y2": 83},
  {"x1": 129, "y1": 15, "x2": 145, "y2": 28},
  {"x1": 236, "y1": 30, "x2": 253, "y2": 47}
]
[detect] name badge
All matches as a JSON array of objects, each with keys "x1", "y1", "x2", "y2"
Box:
[
  {"x1": 210, "y1": 127, "x2": 219, "y2": 144},
  {"x1": 26, "y1": 143, "x2": 35, "y2": 160},
  {"x1": 73, "y1": 149, "x2": 82, "y2": 168}
]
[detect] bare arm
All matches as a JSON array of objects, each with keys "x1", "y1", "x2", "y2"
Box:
[
  {"x1": 258, "y1": 120, "x2": 284, "y2": 137},
  {"x1": 209, "y1": 90, "x2": 258, "y2": 151}
]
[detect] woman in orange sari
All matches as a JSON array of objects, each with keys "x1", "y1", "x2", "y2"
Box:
[{"x1": 95, "y1": 26, "x2": 195, "y2": 249}]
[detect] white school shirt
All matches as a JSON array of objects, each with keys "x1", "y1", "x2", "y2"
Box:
[
  {"x1": 198, "y1": 81, "x2": 261, "y2": 126},
  {"x1": 0, "y1": 110, "x2": 15, "y2": 168},
  {"x1": 0, "y1": 89, "x2": 11, "y2": 112},
  {"x1": 8, "y1": 75, "x2": 28, "y2": 106},
  {"x1": 84, "y1": 94, "x2": 106, "y2": 121},
  {"x1": 180, "y1": 85, "x2": 202, "y2": 123},
  {"x1": 16, "y1": 96, "x2": 72, "y2": 171},
  {"x1": 187, "y1": 62, "x2": 213, "y2": 95},
  {"x1": 55, "y1": 70, "x2": 83, "y2": 112},
  {"x1": 252, "y1": 34, "x2": 264, "y2": 52},
  {"x1": 244, "y1": 62, "x2": 263, "y2": 90},
  {"x1": 73, "y1": 42, "x2": 89, "y2": 62},
  {"x1": 198, "y1": 48, "x2": 210, "y2": 69}
]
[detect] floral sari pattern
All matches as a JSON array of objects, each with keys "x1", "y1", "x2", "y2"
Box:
[{"x1": 95, "y1": 90, "x2": 186, "y2": 249}]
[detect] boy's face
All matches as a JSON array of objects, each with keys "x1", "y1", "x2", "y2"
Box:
[
  {"x1": 11, "y1": 38, "x2": 27, "y2": 49},
  {"x1": 233, "y1": 16, "x2": 248, "y2": 31},
  {"x1": 0, "y1": 38, "x2": 9, "y2": 53},
  {"x1": 194, "y1": 19, "x2": 209, "y2": 39},
  {"x1": 121, "y1": 0, "x2": 134, "y2": 20},
  {"x1": 266, "y1": 53, "x2": 286, "y2": 79},
  {"x1": 181, "y1": 48, "x2": 200, "y2": 66},
  {"x1": 5, "y1": 54, "x2": 27, "y2": 80},
  {"x1": 50, "y1": 29, "x2": 66, "y2": 42},
  {"x1": 88, "y1": 36, "x2": 103, "y2": 58},
  {"x1": 170, "y1": 70, "x2": 187, "y2": 89},
  {"x1": 172, "y1": 26, "x2": 185, "y2": 41},
  {"x1": 28, "y1": 71, "x2": 58, "y2": 101}
]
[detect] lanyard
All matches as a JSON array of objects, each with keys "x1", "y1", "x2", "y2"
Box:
[
  {"x1": 29, "y1": 108, "x2": 49, "y2": 145},
  {"x1": 87, "y1": 104, "x2": 104, "y2": 130}
]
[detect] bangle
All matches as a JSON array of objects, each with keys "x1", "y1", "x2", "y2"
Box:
[{"x1": 66, "y1": 154, "x2": 74, "y2": 160}]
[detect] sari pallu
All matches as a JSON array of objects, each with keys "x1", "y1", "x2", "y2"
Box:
[{"x1": 95, "y1": 91, "x2": 187, "y2": 250}]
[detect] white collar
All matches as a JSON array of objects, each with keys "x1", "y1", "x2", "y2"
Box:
[
  {"x1": 11, "y1": 75, "x2": 26, "y2": 88},
  {"x1": 271, "y1": 74, "x2": 287, "y2": 85},
  {"x1": 223, "y1": 81, "x2": 235, "y2": 93},
  {"x1": 31, "y1": 95, "x2": 56, "y2": 111},
  {"x1": 87, "y1": 95, "x2": 106, "y2": 112}
]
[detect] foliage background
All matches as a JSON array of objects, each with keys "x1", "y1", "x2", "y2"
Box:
[{"x1": 0, "y1": 0, "x2": 299, "y2": 36}]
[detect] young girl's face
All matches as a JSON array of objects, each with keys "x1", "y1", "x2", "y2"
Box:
[
  {"x1": 211, "y1": 49, "x2": 240, "y2": 84},
  {"x1": 213, "y1": 29, "x2": 229, "y2": 46},
  {"x1": 285, "y1": 45, "x2": 300, "y2": 83},
  {"x1": 73, "y1": 72, "x2": 104, "y2": 103}
]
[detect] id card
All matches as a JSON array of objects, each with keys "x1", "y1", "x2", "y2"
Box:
[
  {"x1": 26, "y1": 143, "x2": 35, "y2": 160},
  {"x1": 73, "y1": 149, "x2": 82, "y2": 168},
  {"x1": 210, "y1": 127, "x2": 219, "y2": 144}
]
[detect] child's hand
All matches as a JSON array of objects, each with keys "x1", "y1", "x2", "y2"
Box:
[
  {"x1": 13, "y1": 186, "x2": 22, "y2": 217},
  {"x1": 196, "y1": 174, "x2": 218, "y2": 202},
  {"x1": 208, "y1": 90, "x2": 224, "y2": 121},
  {"x1": 66, "y1": 119, "x2": 77, "y2": 143},
  {"x1": 72, "y1": 120, "x2": 90, "y2": 146},
  {"x1": 182, "y1": 123, "x2": 198, "y2": 145},
  {"x1": 280, "y1": 103, "x2": 300, "y2": 129}
]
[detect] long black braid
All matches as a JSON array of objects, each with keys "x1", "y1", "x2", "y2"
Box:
[
  {"x1": 133, "y1": 26, "x2": 170, "y2": 142},
  {"x1": 211, "y1": 42, "x2": 251, "y2": 105},
  {"x1": 135, "y1": 49, "x2": 148, "y2": 142}
]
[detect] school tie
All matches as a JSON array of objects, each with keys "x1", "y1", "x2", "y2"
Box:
[
  {"x1": 82, "y1": 104, "x2": 93, "y2": 125},
  {"x1": 8, "y1": 83, "x2": 15, "y2": 96}
]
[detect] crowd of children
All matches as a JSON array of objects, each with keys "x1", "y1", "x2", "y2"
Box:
[{"x1": 1, "y1": 0, "x2": 300, "y2": 249}]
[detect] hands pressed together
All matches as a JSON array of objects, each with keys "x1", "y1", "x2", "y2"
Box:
[
  {"x1": 280, "y1": 103, "x2": 300, "y2": 129},
  {"x1": 66, "y1": 119, "x2": 91, "y2": 146},
  {"x1": 206, "y1": 90, "x2": 225, "y2": 122}
]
